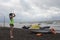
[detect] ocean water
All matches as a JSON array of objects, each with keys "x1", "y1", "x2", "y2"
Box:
[
  {"x1": 0, "y1": 23, "x2": 33, "y2": 28},
  {"x1": 0, "y1": 23, "x2": 60, "y2": 33}
]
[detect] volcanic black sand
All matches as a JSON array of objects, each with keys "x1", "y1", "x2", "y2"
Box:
[{"x1": 0, "y1": 27, "x2": 60, "y2": 40}]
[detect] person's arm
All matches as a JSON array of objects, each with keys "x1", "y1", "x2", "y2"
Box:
[{"x1": 13, "y1": 13, "x2": 16, "y2": 17}]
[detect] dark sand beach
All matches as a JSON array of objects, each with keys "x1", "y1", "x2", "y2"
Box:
[{"x1": 0, "y1": 27, "x2": 60, "y2": 40}]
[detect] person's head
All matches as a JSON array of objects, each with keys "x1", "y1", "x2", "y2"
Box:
[
  {"x1": 9, "y1": 13, "x2": 15, "y2": 19},
  {"x1": 9, "y1": 13, "x2": 15, "y2": 17},
  {"x1": 9, "y1": 13, "x2": 13, "y2": 16}
]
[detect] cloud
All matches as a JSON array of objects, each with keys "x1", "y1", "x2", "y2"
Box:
[{"x1": 0, "y1": 0, "x2": 60, "y2": 22}]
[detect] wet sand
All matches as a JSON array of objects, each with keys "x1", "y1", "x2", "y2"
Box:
[{"x1": 0, "y1": 27, "x2": 60, "y2": 40}]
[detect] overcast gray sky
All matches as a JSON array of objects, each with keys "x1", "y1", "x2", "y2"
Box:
[{"x1": 0, "y1": 0, "x2": 60, "y2": 22}]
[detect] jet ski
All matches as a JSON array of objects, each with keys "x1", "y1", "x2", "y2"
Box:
[{"x1": 22, "y1": 25, "x2": 51, "y2": 33}]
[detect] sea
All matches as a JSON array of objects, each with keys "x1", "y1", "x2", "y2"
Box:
[{"x1": 0, "y1": 23, "x2": 60, "y2": 33}]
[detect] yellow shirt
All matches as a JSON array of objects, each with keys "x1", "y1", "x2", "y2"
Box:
[{"x1": 30, "y1": 24, "x2": 40, "y2": 29}]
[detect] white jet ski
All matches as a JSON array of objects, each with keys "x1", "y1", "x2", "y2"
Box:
[{"x1": 22, "y1": 25, "x2": 51, "y2": 33}]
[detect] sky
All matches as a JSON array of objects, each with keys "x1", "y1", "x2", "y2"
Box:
[{"x1": 0, "y1": 0, "x2": 60, "y2": 22}]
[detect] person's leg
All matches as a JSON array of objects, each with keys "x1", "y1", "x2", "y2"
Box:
[{"x1": 10, "y1": 24, "x2": 14, "y2": 38}]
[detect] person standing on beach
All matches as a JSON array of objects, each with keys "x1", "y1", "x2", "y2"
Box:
[{"x1": 9, "y1": 13, "x2": 16, "y2": 38}]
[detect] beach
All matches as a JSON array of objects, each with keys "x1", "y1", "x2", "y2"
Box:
[{"x1": 0, "y1": 27, "x2": 60, "y2": 40}]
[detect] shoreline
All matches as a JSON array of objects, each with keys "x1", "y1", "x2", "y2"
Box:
[{"x1": 0, "y1": 27, "x2": 60, "y2": 40}]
